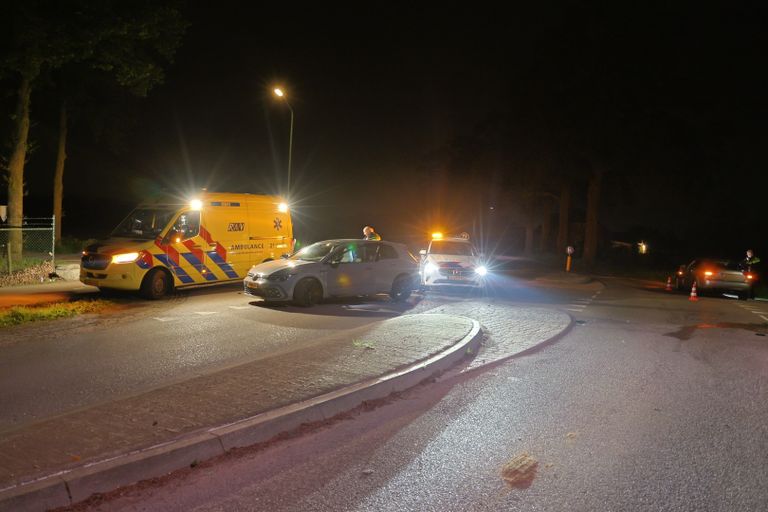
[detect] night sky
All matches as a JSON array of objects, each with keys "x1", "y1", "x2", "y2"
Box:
[{"x1": 3, "y1": 2, "x2": 767, "y2": 261}]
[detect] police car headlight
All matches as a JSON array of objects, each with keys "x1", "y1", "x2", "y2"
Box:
[
  {"x1": 424, "y1": 262, "x2": 438, "y2": 275},
  {"x1": 112, "y1": 252, "x2": 140, "y2": 264},
  {"x1": 267, "y1": 269, "x2": 296, "y2": 282},
  {"x1": 475, "y1": 265, "x2": 488, "y2": 276}
]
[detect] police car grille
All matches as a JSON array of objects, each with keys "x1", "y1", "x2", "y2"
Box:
[
  {"x1": 438, "y1": 266, "x2": 473, "y2": 277},
  {"x1": 82, "y1": 254, "x2": 110, "y2": 270}
]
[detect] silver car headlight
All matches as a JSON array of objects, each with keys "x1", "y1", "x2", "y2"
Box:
[
  {"x1": 424, "y1": 262, "x2": 439, "y2": 275},
  {"x1": 267, "y1": 269, "x2": 297, "y2": 282},
  {"x1": 475, "y1": 265, "x2": 488, "y2": 276}
]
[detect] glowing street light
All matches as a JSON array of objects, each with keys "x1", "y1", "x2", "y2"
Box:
[{"x1": 272, "y1": 87, "x2": 294, "y2": 197}]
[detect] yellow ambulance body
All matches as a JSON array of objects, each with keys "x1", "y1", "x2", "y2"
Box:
[{"x1": 80, "y1": 193, "x2": 293, "y2": 298}]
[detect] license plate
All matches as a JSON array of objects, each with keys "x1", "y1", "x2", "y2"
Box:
[
  {"x1": 448, "y1": 275, "x2": 466, "y2": 281},
  {"x1": 246, "y1": 281, "x2": 260, "y2": 289}
]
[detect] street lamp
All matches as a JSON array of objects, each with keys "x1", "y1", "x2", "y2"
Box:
[{"x1": 272, "y1": 87, "x2": 294, "y2": 197}]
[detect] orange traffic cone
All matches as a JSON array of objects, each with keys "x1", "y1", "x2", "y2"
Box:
[
  {"x1": 689, "y1": 281, "x2": 698, "y2": 301},
  {"x1": 666, "y1": 276, "x2": 672, "y2": 291}
]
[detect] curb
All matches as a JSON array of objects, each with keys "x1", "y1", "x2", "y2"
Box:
[{"x1": 0, "y1": 319, "x2": 482, "y2": 512}]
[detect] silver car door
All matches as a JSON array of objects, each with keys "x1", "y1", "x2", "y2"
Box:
[
  {"x1": 325, "y1": 242, "x2": 374, "y2": 296},
  {"x1": 374, "y1": 242, "x2": 404, "y2": 292}
]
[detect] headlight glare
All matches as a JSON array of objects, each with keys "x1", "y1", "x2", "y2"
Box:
[
  {"x1": 475, "y1": 265, "x2": 488, "y2": 276},
  {"x1": 425, "y1": 262, "x2": 438, "y2": 274},
  {"x1": 112, "y1": 252, "x2": 140, "y2": 264}
]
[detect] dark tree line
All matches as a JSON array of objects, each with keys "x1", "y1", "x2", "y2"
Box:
[
  {"x1": 1, "y1": 0, "x2": 187, "y2": 257},
  {"x1": 416, "y1": 2, "x2": 766, "y2": 264}
]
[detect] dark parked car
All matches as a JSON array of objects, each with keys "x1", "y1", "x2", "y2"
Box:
[{"x1": 675, "y1": 258, "x2": 756, "y2": 299}]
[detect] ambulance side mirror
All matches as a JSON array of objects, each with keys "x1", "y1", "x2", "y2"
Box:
[{"x1": 162, "y1": 229, "x2": 182, "y2": 245}]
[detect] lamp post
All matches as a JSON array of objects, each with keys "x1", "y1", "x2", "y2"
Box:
[{"x1": 273, "y1": 87, "x2": 294, "y2": 197}]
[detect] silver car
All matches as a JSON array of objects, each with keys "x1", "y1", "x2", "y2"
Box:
[{"x1": 243, "y1": 239, "x2": 418, "y2": 306}]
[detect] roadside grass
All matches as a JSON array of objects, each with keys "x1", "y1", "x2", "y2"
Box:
[
  {"x1": 0, "y1": 299, "x2": 113, "y2": 328},
  {"x1": 57, "y1": 236, "x2": 97, "y2": 254},
  {"x1": 0, "y1": 255, "x2": 49, "y2": 274},
  {"x1": 753, "y1": 282, "x2": 768, "y2": 300}
]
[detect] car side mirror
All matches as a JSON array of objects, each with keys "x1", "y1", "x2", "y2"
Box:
[
  {"x1": 419, "y1": 249, "x2": 426, "y2": 255},
  {"x1": 281, "y1": 253, "x2": 290, "y2": 259},
  {"x1": 162, "y1": 230, "x2": 182, "y2": 245}
]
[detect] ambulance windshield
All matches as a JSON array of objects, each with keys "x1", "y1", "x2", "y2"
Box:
[{"x1": 112, "y1": 207, "x2": 178, "y2": 240}]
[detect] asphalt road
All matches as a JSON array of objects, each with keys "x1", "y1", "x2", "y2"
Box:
[
  {"x1": 65, "y1": 277, "x2": 768, "y2": 511},
  {"x1": 0, "y1": 283, "x2": 415, "y2": 432},
  {"x1": 0, "y1": 271, "x2": 574, "y2": 433}
]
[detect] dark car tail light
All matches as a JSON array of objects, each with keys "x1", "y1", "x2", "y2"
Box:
[{"x1": 745, "y1": 273, "x2": 756, "y2": 281}]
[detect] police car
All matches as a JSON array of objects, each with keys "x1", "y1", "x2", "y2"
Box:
[{"x1": 419, "y1": 233, "x2": 488, "y2": 289}]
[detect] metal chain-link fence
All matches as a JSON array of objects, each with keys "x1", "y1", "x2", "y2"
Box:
[{"x1": 0, "y1": 217, "x2": 56, "y2": 284}]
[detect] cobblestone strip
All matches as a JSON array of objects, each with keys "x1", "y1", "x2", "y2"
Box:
[
  {"x1": 420, "y1": 302, "x2": 572, "y2": 370},
  {"x1": 0, "y1": 314, "x2": 471, "y2": 489}
]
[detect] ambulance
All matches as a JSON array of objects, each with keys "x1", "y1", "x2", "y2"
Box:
[{"x1": 80, "y1": 192, "x2": 293, "y2": 298}]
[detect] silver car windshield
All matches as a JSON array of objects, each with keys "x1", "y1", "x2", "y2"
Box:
[
  {"x1": 111, "y1": 207, "x2": 177, "y2": 240},
  {"x1": 291, "y1": 242, "x2": 336, "y2": 262}
]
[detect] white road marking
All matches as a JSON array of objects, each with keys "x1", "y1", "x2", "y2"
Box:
[
  {"x1": 761, "y1": 315, "x2": 768, "y2": 323},
  {"x1": 751, "y1": 311, "x2": 767, "y2": 315},
  {"x1": 565, "y1": 307, "x2": 585, "y2": 312},
  {"x1": 153, "y1": 317, "x2": 178, "y2": 322},
  {"x1": 194, "y1": 311, "x2": 218, "y2": 316},
  {"x1": 227, "y1": 306, "x2": 251, "y2": 310},
  {"x1": 573, "y1": 299, "x2": 591, "y2": 303}
]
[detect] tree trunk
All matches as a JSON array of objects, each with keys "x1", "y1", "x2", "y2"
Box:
[
  {"x1": 539, "y1": 200, "x2": 552, "y2": 254},
  {"x1": 583, "y1": 169, "x2": 603, "y2": 266},
  {"x1": 53, "y1": 101, "x2": 68, "y2": 245},
  {"x1": 556, "y1": 182, "x2": 570, "y2": 253},
  {"x1": 524, "y1": 223, "x2": 535, "y2": 256},
  {"x1": 6, "y1": 76, "x2": 32, "y2": 263}
]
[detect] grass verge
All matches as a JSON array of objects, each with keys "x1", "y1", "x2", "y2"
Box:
[{"x1": 0, "y1": 299, "x2": 112, "y2": 328}]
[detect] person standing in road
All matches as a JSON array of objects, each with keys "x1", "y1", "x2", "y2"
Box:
[
  {"x1": 362, "y1": 225, "x2": 381, "y2": 241},
  {"x1": 743, "y1": 249, "x2": 761, "y2": 271}
]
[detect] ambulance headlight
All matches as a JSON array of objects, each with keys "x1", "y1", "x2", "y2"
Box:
[
  {"x1": 278, "y1": 202, "x2": 289, "y2": 213},
  {"x1": 190, "y1": 199, "x2": 203, "y2": 210},
  {"x1": 112, "y1": 252, "x2": 140, "y2": 264},
  {"x1": 475, "y1": 265, "x2": 488, "y2": 276},
  {"x1": 424, "y1": 262, "x2": 438, "y2": 275}
]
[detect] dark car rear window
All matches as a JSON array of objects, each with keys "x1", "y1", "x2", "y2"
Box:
[{"x1": 700, "y1": 260, "x2": 739, "y2": 270}]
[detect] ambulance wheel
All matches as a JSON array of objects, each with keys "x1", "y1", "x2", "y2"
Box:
[
  {"x1": 141, "y1": 268, "x2": 172, "y2": 299},
  {"x1": 293, "y1": 278, "x2": 322, "y2": 307},
  {"x1": 390, "y1": 275, "x2": 413, "y2": 302}
]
